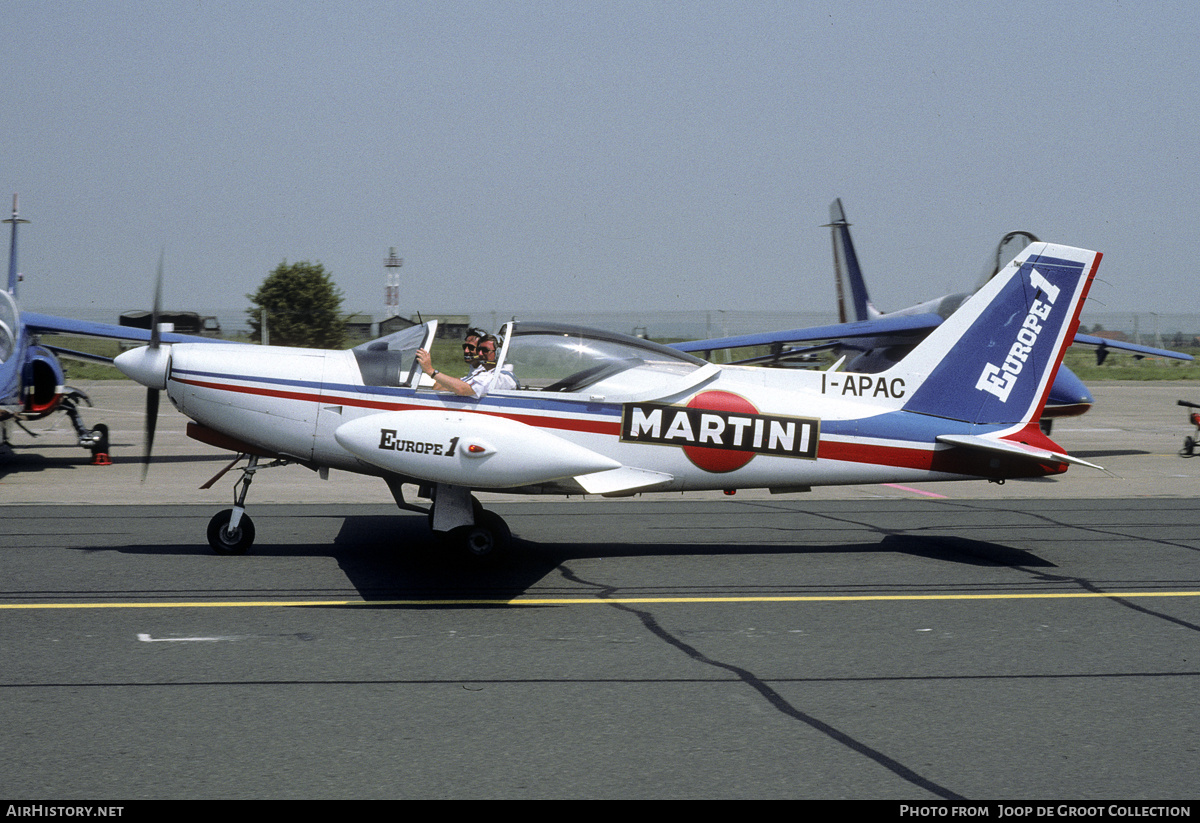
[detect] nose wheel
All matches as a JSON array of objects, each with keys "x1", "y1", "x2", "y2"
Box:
[
  {"x1": 207, "y1": 509, "x2": 256, "y2": 555},
  {"x1": 202, "y1": 454, "x2": 282, "y2": 554}
]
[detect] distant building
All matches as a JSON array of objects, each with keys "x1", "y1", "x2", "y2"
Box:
[
  {"x1": 429, "y1": 314, "x2": 470, "y2": 339},
  {"x1": 343, "y1": 313, "x2": 378, "y2": 343},
  {"x1": 378, "y1": 315, "x2": 418, "y2": 337},
  {"x1": 368, "y1": 314, "x2": 471, "y2": 339},
  {"x1": 120, "y1": 311, "x2": 221, "y2": 337}
]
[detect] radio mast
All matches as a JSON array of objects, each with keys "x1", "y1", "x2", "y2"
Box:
[{"x1": 384, "y1": 247, "x2": 403, "y2": 317}]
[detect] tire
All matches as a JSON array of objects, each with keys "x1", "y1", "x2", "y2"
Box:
[
  {"x1": 451, "y1": 509, "x2": 511, "y2": 560},
  {"x1": 89, "y1": 423, "x2": 110, "y2": 456},
  {"x1": 207, "y1": 509, "x2": 255, "y2": 555}
]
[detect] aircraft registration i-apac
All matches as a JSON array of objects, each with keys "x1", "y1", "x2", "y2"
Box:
[{"x1": 116, "y1": 241, "x2": 1103, "y2": 558}]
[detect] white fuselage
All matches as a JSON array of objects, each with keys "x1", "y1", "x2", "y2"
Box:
[{"x1": 161, "y1": 340, "x2": 1044, "y2": 495}]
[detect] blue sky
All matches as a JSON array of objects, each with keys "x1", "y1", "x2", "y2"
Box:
[{"x1": 4, "y1": 1, "x2": 1197, "y2": 321}]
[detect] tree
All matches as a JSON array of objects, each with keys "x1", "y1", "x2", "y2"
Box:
[{"x1": 247, "y1": 260, "x2": 346, "y2": 348}]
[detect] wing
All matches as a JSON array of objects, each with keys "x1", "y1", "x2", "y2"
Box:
[{"x1": 669, "y1": 312, "x2": 944, "y2": 354}]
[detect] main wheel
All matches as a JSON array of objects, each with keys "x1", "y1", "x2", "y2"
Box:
[
  {"x1": 89, "y1": 423, "x2": 110, "y2": 456},
  {"x1": 450, "y1": 509, "x2": 512, "y2": 560},
  {"x1": 1183, "y1": 436, "x2": 1196, "y2": 457},
  {"x1": 207, "y1": 509, "x2": 256, "y2": 555}
]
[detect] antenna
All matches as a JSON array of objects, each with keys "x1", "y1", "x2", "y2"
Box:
[
  {"x1": 384, "y1": 246, "x2": 403, "y2": 318},
  {"x1": 3, "y1": 194, "x2": 30, "y2": 297}
]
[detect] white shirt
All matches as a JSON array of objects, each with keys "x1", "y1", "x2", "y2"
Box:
[{"x1": 464, "y1": 363, "x2": 517, "y2": 398}]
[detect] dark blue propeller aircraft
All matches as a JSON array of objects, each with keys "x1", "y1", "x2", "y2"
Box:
[
  {"x1": 1, "y1": 195, "x2": 225, "y2": 465},
  {"x1": 674, "y1": 199, "x2": 1191, "y2": 428}
]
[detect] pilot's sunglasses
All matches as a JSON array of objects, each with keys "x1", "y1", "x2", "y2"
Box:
[{"x1": 462, "y1": 344, "x2": 477, "y2": 351}]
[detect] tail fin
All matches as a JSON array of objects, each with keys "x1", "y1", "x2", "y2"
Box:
[
  {"x1": 825, "y1": 198, "x2": 879, "y2": 323},
  {"x1": 892, "y1": 242, "x2": 1100, "y2": 427},
  {"x1": 5, "y1": 194, "x2": 29, "y2": 298}
]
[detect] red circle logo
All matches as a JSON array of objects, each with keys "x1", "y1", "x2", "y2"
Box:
[{"x1": 681, "y1": 390, "x2": 759, "y2": 473}]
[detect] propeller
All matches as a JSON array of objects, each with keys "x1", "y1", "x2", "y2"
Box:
[
  {"x1": 114, "y1": 252, "x2": 171, "y2": 479},
  {"x1": 143, "y1": 251, "x2": 163, "y2": 477}
]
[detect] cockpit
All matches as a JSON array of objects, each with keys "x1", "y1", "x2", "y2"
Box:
[
  {"x1": 497, "y1": 322, "x2": 707, "y2": 396},
  {"x1": 351, "y1": 319, "x2": 712, "y2": 400}
]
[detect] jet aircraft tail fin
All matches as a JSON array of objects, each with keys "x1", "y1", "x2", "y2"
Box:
[
  {"x1": 825, "y1": 198, "x2": 880, "y2": 323},
  {"x1": 887, "y1": 243, "x2": 1100, "y2": 427}
]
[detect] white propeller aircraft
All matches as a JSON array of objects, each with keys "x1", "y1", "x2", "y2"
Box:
[{"x1": 117, "y1": 242, "x2": 1103, "y2": 557}]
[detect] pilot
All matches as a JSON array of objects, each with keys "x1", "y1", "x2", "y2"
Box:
[
  {"x1": 461, "y1": 326, "x2": 487, "y2": 366},
  {"x1": 417, "y1": 333, "x2": 516, "y2": 399}
]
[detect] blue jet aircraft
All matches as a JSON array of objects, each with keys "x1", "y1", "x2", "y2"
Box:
[
  {"x1": 673, "y1": 199, "x2": 1192, "y2": 428},
  {"x1": 1, "y1": 195, "x2": 227, "y2": 464}
]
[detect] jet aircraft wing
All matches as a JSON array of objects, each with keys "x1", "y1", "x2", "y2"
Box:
[
  {"x1": 1072, "y1": 333, "x2": 1192, "y2": 362},
  {"x1": 23, "y1": 311, "x2": 233, "y2": 348},
  {"x1": 675, "y1": 318, "x2": 1193, "y2": 363},
  {"x1": 670, "y1": 312, "x2": 944, "y2": 354}
]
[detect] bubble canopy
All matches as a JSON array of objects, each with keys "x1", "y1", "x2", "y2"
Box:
[{"x1": 497, "y1": 321, "x2": 707, "y2": 394}]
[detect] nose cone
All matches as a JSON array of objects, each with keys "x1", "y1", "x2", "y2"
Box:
[
  {"x1": 1045, "y1": 366, "x2": 1094, "y2": 418},
  {"x1": 114, "y1": 345, "x2": 171, "y2": 390}
]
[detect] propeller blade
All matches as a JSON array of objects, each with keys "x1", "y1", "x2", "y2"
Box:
[
  {"x1": 149, "y1": 250, "x2": 164, "y2": 350},
  {"x1": 142, "y1": 388, "x2": 159, "y2": 480},
  {"x1": 141, "y1": 252, "x2": 165, "y2": 480}
]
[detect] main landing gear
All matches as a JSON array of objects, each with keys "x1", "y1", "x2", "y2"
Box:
[
  {"x1": 450, "y1": 508, "x2": 512, "y2": 560},
  {"x1": 423, "y1": 483, "x2": 513, "y2": 559},
  {"x1": 66, "y1": 390, "x2": 111, "y2": 464},
  {"x1": 395, "y1": 479, "x2": 513, "y2": 561}
]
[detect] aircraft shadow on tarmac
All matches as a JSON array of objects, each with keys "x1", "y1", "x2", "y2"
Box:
[
  {"x1": 306, "y1": 515, "x2": 1058, "y2": 601},
  {"x1": 92, "y1": 514, "x2": 1055, "y2": 603},
  {"x1": 0, "y1": 443, "x2": 228, "y2": 477}
]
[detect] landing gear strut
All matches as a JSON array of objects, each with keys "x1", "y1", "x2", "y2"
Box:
[{"x1": 62, "y1": 389, "x2": 110, "y2": 465}]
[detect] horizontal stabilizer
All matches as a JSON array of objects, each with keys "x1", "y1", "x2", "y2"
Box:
[
  {"x1": 936, "y1": 434, "x2": 1103, "y2": 471},
  {"x1": 574, "y1": 466, "x2": 674, "y2": 495}
]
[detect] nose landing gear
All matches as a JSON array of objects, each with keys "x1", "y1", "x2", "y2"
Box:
[{"x1": 203, "y1": 454, "x2": 287, "y2": 554}]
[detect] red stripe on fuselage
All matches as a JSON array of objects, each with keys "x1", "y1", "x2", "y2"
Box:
[
  {"x1": 818, "y1": 437, "x2": 1066, "y2": 478},
  {"x1": 173, "y1": 376, "x2": 620, "y2": 436}
]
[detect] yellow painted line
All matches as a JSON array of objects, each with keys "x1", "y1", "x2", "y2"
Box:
[{"x1": 1, "y1": 591, "x2": 1200, "y2": 610}]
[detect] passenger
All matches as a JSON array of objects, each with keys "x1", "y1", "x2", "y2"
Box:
[{"x1": 417, "y1": 333, "x2": 515, "y2": 399}]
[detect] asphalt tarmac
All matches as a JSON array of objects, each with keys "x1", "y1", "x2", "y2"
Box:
[{"x1": 1, "y1": 381, "x2": 1198, "y2": 799}]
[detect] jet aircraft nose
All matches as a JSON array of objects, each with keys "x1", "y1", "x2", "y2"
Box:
[
  {"x1": 1045, "y1": 366, "x2": 1094, "y2": 417},
  {"x1": 114, "y1": 345, "x2": 171, "y2": 390}
]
